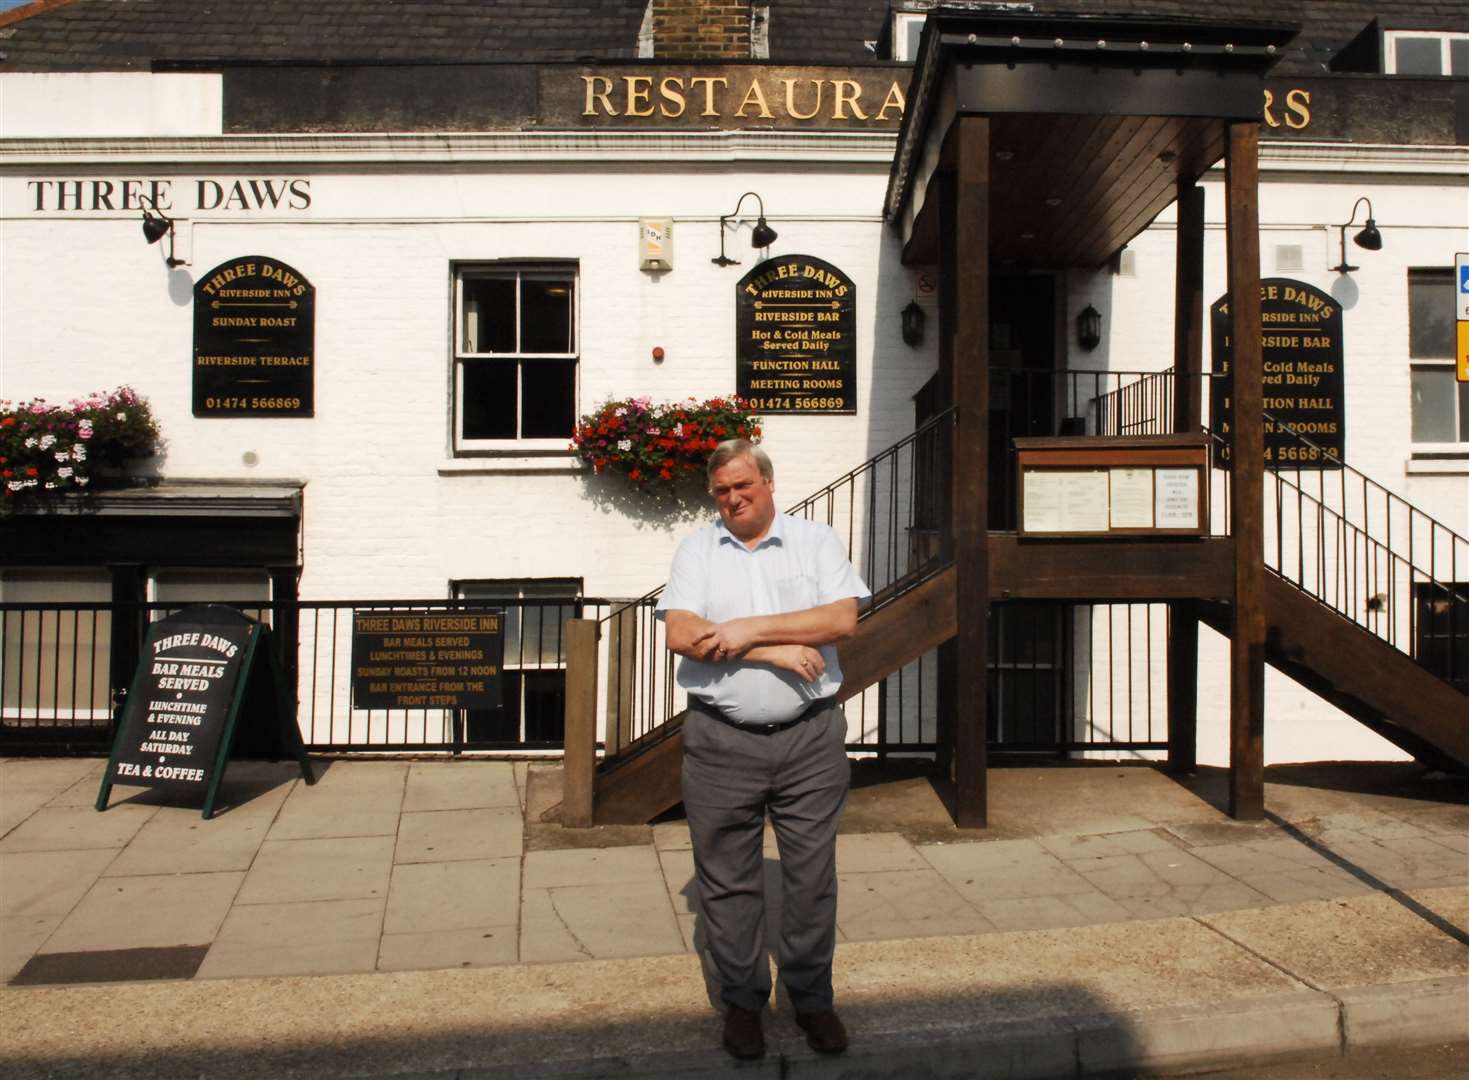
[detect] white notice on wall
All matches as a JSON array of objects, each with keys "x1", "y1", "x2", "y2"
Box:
[
  {"x1": 1023, "y1": 470, "x2": 1063, "y2": 532},
  {"x1": 1061, "y1": 471, "x2": 1110, "y2": 532},
  {"x1": 1155, "y1": 468, "x2": 1199, "y2": 529},
  {"x1": 1109, "y1": 468, "x2": 1154, "y2": 529}
]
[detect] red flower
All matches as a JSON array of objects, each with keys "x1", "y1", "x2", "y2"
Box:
[
  {"x1": 25, "y1": 467, "x2": 38, "y2": 477},
  {"x1": 659, "y1": 468, "x2": 673, "y2": 480},
  {"x1": 1, "y1": 469, "x2": 11, "y2": 479},
  {"x1": 713, "y1": 426, "x2": 728, "y2": 436},
  {"x1": 753, "y1": 426, "x2": 762, "y2": 436},
  {"x1": 0, "y1": 417, "x2": 13, "y2": 426},
  {"x1": 704, "y1": 437, "x2": 717, "y2": 450},
  {"x1": 629, "y1": 468, "x2": 642, "y2": 481}
]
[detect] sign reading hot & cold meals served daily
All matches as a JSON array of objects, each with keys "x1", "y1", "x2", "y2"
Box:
[
  {"x1": 351, "y1": 610, "x2": 504, "y2": 711},
  {"x1": 193, "y1": 255, "x2": 315, "y2": 417},
  {"x1": 736, "y1": 255, "x2": 856, "y2": 414},
  {"x1": 1210, "y1": 278, "x2": 1345, "y2": 470}
]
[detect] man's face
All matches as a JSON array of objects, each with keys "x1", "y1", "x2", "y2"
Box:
[{"x1": 710, "y1": 454, "x2": 776, "y2": 542}]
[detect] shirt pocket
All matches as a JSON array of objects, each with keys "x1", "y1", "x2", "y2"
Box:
[{"x1": 773, "y1": 572, "x2": 818, "y2": 612}]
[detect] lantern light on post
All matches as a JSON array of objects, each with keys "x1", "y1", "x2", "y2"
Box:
[
  {"x1": 901, "y1": 300, "x2": 926, "y2": 346},
  {"x1": 1077, "y1": 304, "x2": 1102, "y2": 351}
]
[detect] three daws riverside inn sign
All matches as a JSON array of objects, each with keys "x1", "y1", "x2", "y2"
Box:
[
  {"x1": 97, "y1": 606, "x2": 313, "y2": 819},
  {"x1": 351, "y1": 610, "x2": 504, "y2": 711},
  {"x1": 737, "y1": 256, "x2": 856, "y2": 414},
  {"x1": 193, "y1": 256, "x2": 315, "y2": 417},
  {"x1": 1211, "y1": 279, "x2": 1345, "y2": 470}
]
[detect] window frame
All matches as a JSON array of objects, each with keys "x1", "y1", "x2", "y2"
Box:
[
  {"x1": 892, "y1": 12, "x2": 927, "y2": 62},
  {"x1": 1383, "y1": 30, "x2": 1469, "y2": 75},
  {"x1": 452, "y1": 263, "x2": 580, "y2": 455},
  {"x1": 1406, "y1": 268, "x2": 1467, "y2": 454}
]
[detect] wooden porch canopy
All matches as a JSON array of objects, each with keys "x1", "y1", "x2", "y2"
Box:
[
  {"x1": 881, "y1": 9, "x2": 1298, "y2": 828},
  {"x1": 886, "y1": 9, "x2": 1297, "y2": 269}
]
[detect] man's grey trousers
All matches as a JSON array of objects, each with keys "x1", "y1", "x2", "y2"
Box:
[{"x1": 681, "y1": 700, "x2": 850, "y2": 1013}]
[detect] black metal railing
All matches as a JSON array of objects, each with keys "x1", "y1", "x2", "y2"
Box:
[{"x1": 0, "y1": 597, "x2": 615, "y2": 753}]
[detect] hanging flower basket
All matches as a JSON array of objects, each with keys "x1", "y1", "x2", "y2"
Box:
[
  {"x1": 1, "y1": 387, "x2": 161, "y2": 512},
  {"x1": 571, "y1": 395, "x2": 762, "y2": 498}
]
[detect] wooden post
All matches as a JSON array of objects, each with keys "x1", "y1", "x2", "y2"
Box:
[
  {"x1": 1167, "y1": 180, "x2": 1205, "y2": 775},
  {"x1": 602, "y1": 605, "x2": 636, "y2": 755},
  {"x1": 952, "y1": 116, "x2": 991, "y2": 828},
  {"x1": 561, "y1": 618, "x2": 599, "y2": 828},
  {"x1": 1225, "y1": 122, "x2": 1266, "y2": 820},
  {"x1": 934, "y1": 172, "x2": 957, "y2": 775}
]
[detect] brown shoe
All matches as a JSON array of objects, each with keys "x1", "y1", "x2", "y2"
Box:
[
  {"x1": 722, "y1": 1005, "x2": 765, "y2": 1059},
  {"x1": 795, "y1": 1008, "x2": 848, "y2": 1053}
]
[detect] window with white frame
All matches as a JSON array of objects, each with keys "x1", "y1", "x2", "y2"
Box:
[
  {"x1": 150, "y1": 569, "x2": 272, "y2": 625},
  {"x1": 454, "y1": 265, "x2": 578, "y2": 450},
  {"x1": 454, "y1": 579, "x2": 581, "y2": 746},
  {"x1": 1384, "y1": 31, "x2": 1469, "y2": 75},
  {"x1": 0, "y1": 569, "x2": 112, "y2": 722},
  {"x1": 893, "y1": 12, "x2": 926, "y2": 61},
  {"x1": 1408, "y1": 269, "x2": 1468, "y2": 450}
]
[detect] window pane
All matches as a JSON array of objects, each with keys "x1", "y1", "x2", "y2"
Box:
[
  {"x1": 462, "y1": 277, "x2": 516, "y2": 353},
  {"x1": 1409, "y1": 273, "x2": 1453, "y2": 358},
  {"x1": 1395, "y1": 37, "x2": 1443, "y2": 75},
  {"x1": 1452, "y1": 39, "x2": 1469, "y2": 74},
  {"x1": 1461, "y1": 382, "x2": 1469, "y2": 443},
  {"x1": 461, "y1": 359, "x2": 517, "y2": 439},
  {"x1": 520, "y1": 278, "x2": 574, "y2": 354},
  {"x1": 1411, "y1": 367, "x2": 1456, "y2": 442},
  {"x1": 521, "y1": 359, "x2": 576, "y2": 438}
]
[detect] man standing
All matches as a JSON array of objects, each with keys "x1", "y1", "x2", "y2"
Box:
[{"x1": 657, "y1": 439, "x2": 869, "y2": 1060}]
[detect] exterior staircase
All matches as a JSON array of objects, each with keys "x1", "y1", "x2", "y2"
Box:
[{"x1": 561, "y1": 404, "x2": 1468, "y2": 826}]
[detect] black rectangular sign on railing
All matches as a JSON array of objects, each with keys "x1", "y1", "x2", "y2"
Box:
[
  {"x1": 350, "y1": 609, "x2": 504, "y2": 710},
  {"x1": 96, "y1": 605, "x2": 313, "y2": 818}
]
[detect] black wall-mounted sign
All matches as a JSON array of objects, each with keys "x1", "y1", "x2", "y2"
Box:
[
  {"x1": 1211, "y1": 278, "x2": 1345, "y2": 470},
  {"x1": 736, "y1": 255, "x2": 856, "y2": 414},
  {"x1": 97, "y1": 605, "x2": 313, "y2": 818},
  {"x1": 193, "y1": 256, "x2": 314, "y2": 417},
  {"x1": 351, "y1": 610, "x2": 504, "y2": 711}
]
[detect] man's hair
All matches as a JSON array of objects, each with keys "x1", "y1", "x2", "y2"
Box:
[{"x1": 706, "y1": 439, "x2": 773, "y2": 489}]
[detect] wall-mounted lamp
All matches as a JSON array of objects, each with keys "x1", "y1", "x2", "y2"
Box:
[
  {"x1": 1076, "y1": 304, "x2": 1102, "y2": 351},
  {"x1": 901, "y1": 300, "x2": 926, "y2": 346},
  {"x1": 711, "y1": 191, "x2": 777, "y2": 267},
  {"x1": 1329, "y1": 196, "x2": 1382, "y2": 274},
  {"x1": 140, "y1": 197, "x2": 184, "y2": 267}
]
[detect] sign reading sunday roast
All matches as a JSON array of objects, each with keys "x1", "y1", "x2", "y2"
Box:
[
  {"x1": 1210, "y1": 278, "x2": 1345, "y2": 470},
  {"x1": 351, "y1": 610, "x2": 504, "y2": 710},
  {"x1": 737, "y1": 255, "x2": 856, "y2": 414},
  {"x1": 193, "y1": 256, "x2": 315, "y2": 417},
  {"x1": 96, "y1": 606, "x2": 313, "y2": 819}
]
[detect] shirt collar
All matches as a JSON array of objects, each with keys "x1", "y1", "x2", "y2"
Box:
[{"x1": 716, "y1": 512, "x2": 785, "y2": 550}]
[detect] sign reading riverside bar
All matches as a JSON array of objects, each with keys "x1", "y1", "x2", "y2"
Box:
[
  {"x1": 351, "y1": 610, "x2": 504, "y2": 710},
  {"x1": 737, "y1": 256, "x2": 856, "y2": 414},
  {"x1": 1211, "y1": 278, "x2": 1345, "y2": 470},
  {"x1": 193, "y1": 256, "x2": 315, "y2": 418}
]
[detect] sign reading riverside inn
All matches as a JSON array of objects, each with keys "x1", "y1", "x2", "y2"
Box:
[
  {"x1": 737, "y1": 256, "x2": 857, "y2": 414},
  {"x1": 1211, "y1": 278, "x2": 1345, "y2": 470},
  {"x1": 351, "y1": 610, "x2": 504, "y2": 711},
  {"x1": 193, "y1": 256, "x2": 315, "y2": 418}
]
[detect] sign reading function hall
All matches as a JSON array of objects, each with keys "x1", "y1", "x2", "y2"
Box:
[
  {"x1": 193, "y1": 256, "x2": 315, "y2": 418},
  {"x1": 1211, "y1": 278, "x2": 1345, "y2": 470},
  {"x1": 736, "y1": 256, "x2": 856, "y2": 415}
]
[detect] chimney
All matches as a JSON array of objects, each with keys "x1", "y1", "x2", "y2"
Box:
[{"x1": 652, "y1": 0, "x2": 752, "y2": 60}]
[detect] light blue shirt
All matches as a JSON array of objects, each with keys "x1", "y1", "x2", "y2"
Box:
[{"x1": 656, "y1": 513, "x2": 870, "y2": 725}]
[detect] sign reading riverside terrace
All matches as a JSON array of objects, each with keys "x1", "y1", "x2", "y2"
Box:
[
  {"x1": 1210, "y1": 278, "x2": 1345, "y2": 470},
  {"x1": 736, "y1": 256, "x2": 856, "y2": 414},
  {"x1": 193, "y1": 256, "x2": 314, "y2": 418},
  {"x1": 351, "y1": 610, "x2": 503, "y2": 710}
]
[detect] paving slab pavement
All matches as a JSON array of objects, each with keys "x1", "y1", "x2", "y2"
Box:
[{"x1": 0, "y1": 755, "x2": 1465, "y2": 1077}]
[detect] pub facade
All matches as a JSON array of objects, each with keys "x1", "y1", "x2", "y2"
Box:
[{"x1": 1, "y1": 0, "x2": 1465, "y2": 821}]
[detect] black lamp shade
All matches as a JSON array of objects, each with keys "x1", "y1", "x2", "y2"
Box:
[
  {"x1": 1353, "y1": 220, "x2": 1382, "y2": 251},
  {"x1": 142, "y1": 215, "x2": 171, "y2": 244},
  {"x1": 751, "y1": 217, "x2": 778, "y2": 248}
]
